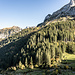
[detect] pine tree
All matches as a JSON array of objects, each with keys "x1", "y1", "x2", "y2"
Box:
[
  {"x1": 19, "y1": 60, "x2": 22, "y2": 68},
  {"x1": 47, "y1": 49, "x2": 51, "y2": 66},
  {"x1": 38, "y1": 52, "x2": 40, "y2": 66},
  {"x1": 25, "y1": 57, "x2": 28, "y2": 67},
  {"x1": 52, "y1": 45, "x2": 55, "y2": 60},
  {"x1": 63, "y1": 42, "x2": 66, "y2": 53},
  {"x1": 30, "y1": 57, "x2": 33, "y2": 65},
  {"x1": 55, "y1": 35, "x2": 57, "y2": 42},
  {"x1": 59, "y1": 43, "x2": 62, "y2": 60}
]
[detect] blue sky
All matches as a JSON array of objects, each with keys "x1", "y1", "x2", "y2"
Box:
[{"x1": 0, "y1": 0, "x2": 70, "y2": 29}]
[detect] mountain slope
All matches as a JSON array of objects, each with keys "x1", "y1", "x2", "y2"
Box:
[
  {"x1": 0, "y1": 26, "x2": 22, "y2": 40},
  {"x1": 0, "y1": 20, "x2": 75, "y2": 69}
]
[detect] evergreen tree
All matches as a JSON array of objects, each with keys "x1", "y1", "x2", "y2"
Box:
[
  {"x1": 19, "y1": 60, "x2": 22, "y2": 68},
  {"x1": 30, "y1": 57, "x2": 33, "y2": 65},
  {"x1": 25, "y1": 57, "x2": 28, "y2": 67}
]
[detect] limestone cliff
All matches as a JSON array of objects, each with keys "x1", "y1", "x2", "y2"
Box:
[
  {"x1": 37, "y1": 0, "x2": 75, "y2": 27},
  {"x1": 0, "y1": 26, "x2": 22, "y2": 39},
  {"x1": 45, "y1": 0, "x2": 75, "y2": 21}
]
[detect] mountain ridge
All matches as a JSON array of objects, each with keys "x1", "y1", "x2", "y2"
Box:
[
  {"x1": 0, "y1": 26, "x2": 22, "y2": 40},
  {"x1": 37, "y1": 0, "x2": 75, "y2": 27}
]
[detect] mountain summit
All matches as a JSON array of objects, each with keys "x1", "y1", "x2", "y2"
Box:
[
  {"x1": 45, "y1": 0, "x2": 75, "y2": 21},
  {"x1": 70, "y1": 0, "x2": 75, "y2": 7},
  {"x1": 37, "y1": 0, "x2": 75, "y2": 27},
  {"x1": 52, "y1": 0, "x2": 75, "y2": 17}
]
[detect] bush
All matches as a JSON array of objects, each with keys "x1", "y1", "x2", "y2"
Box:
[
  {"x1": 55, "y1": 69, "x2": 58, "y2": 74},
  {"x1": 29, "y1": 64, "x2": 34, "y2": 69},
  {"x1": 21, "y1": 65, "x2": 25, "y2": 69},
  {"x1": 64, "y1": 65, "x2": 69, "y2": 69},
  {"x1": 34, "y1": 64, "x2": 39, "y2": 68},
  {"x1": 8, "y1": 67, "x2": 16, "y2": 71},
  {"x1": 13, "y1": 67, "x2": 16, "y2": 71},
  {"x1": 52, "y1": 70, "x2": 58, "y2": 75}
]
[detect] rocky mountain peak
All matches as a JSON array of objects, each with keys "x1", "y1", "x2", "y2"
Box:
[
  {"x1": 52, "y1": 0, "x2": 75, "y2": 19},
  {"x1": 0, "y1": 26, "x2": 22, "y2": 39},
  {"x1": 70, "y1": 0, "x2": 75, "y2": 7},
  {"x1": 38, "y1": 0, "x2": 75, "y2": 27},
  {"x1": 44, "y1": 0, "x2": 75, "y2": 21}
]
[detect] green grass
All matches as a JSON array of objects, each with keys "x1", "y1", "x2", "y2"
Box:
[
  {"x1": 15, "y1": 68, "x2": 46, "y2": 75},
  {"x1": 61, "y1": 53, "x2": 75, "y2": 67},
  {"x1": 26, "y1": 71, "x2": 44, "y2": 75},
  {"x1": 63, "y1": 53, "x2": 75, "y2": 60}
]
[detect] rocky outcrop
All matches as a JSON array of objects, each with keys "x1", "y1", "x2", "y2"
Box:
[
  {"x1": 0, "y1": 26, "x2": 22, "y2": 39},
  {"x1": 70, "y1": 0, "x2": 75, "y2": 7},
  {"x1": 44, "y1": 14, "x2": 51, "y2": 21},
  {"x1": 46, "y1": 0, "x2": 75, "y2": 20},
  {"x1": 51, "y1": 0, "x2": 75, "y2": 19},
  {"x1": 38, "y1": 0, "x2": 75, "y2": 27}
]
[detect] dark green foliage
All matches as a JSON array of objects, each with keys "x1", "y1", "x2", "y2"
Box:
[{"x1": 66, "y1": 42, "x2": 75, "y2": 54}]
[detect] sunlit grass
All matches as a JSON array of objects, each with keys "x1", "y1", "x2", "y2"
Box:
[
  {"x1": 62, "y1": 53, "x2": 75, "y2": 67},
  {"x1": 63, "y1": 53, "x2": 75, "y2": 60}
]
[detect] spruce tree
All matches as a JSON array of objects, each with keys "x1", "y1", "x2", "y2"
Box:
[
  {"x1": 30, "y1": 57, "x2": 33, "y2": 65},
  {"x1": 25, "y1": 57, "x2": 28, "y2": 67}
]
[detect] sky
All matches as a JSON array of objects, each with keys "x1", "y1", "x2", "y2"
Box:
[{"x1": 0, "y1": 0, "x2": 70, "y2": 29}]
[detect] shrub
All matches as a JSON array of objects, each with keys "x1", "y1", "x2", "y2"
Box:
[
  {"x1": 34, "y1": 64, "x2": 39, "y2": 68},
  {"x1": 42, "y1": 73, "x2": 45, "y2": 75},
  {"x1": 29, "y1": 64, "x2": 34, "y2": 69},
  {"x1": 52, "y1": 70, "x2": 58, "y2": 75},
  {"x1": 19, "y1": 61, "x2": 22, "y2": 69},
  {"x1": 13, "y1": 67, "x2": 16, "y2": 71},
  {"x1": 10, "y1": 67, "x2": 16, "y2": 71},
  {"x1": 55, "y1": 69, "x2": 59, "y2": 74},
  {"x1": 64, "y1": 65, "x2": 69, "y2": 69},
  {"x1": 21, "y1": 64, "x2": 25, "y2": 69}
]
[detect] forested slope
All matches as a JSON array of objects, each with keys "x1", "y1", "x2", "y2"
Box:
[{"x1": 0, "y1": 20, "x2": 75, "y2": 69}]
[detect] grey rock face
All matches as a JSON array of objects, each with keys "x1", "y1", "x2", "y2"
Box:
[
  {"x1": 44, "y1": 14, "x2": 51, "y2": 21},
  {"x1": 0, "y1": 26, "x2": 22, "y2": 39},
  {"x1": 37, "y1": 0, "x2": 75, "y2": 27},
  {"x1": 44, "y1": 0, "x2": 75, "y2": 21},
  {"x1": 52, "y1": 0, "x2": 75, "y2": 18},
  {"x1": 70, "y1": 0, "x2": 75, "y2": 7}
]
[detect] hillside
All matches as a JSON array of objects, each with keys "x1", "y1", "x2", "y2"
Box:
[
  {"x1": 0, "y1": 26, "x2": 41, "y2": 68},
  {"x1": 0, "y1": 20, "x2": 75, "y2": 71},
  {"x1": 0, "y1": 26, "x2": 22, "y2": 40}
]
